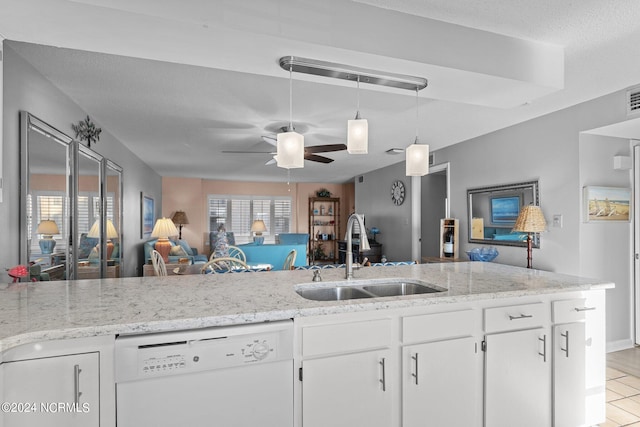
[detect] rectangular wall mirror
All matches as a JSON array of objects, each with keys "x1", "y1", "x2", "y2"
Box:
[
  {"x1": 467, "y1": 180, "x2": 540, "y2": 248},
  {"x1": 20, "y1": 111, "x2": 124, "y2": 280}
]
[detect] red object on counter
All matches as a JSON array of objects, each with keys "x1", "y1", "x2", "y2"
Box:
[{"x1": 8, "y1": 265, "x2": 30, "y2": 283}]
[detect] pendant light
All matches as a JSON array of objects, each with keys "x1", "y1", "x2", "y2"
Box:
[
  {"x1": 406, "y1": 87, "x2": 430, "y2": 176},
  {"x1": 277, "y1": 65, "x2": 304, "y2": 169},
  {"x1": 347, "y1": 76, "x2": 368, "y2": 154}
]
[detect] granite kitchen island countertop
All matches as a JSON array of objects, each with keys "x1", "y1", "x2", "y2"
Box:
[{"x1": 0, "y1": 262, "x2": 614, "y2": 352}]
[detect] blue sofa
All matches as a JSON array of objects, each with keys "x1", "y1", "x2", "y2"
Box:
[
  {"x1": 144, "y1": 239, "x2": 208, "y2": 264},
  {"x1": 238, "y1": 243, "x2": 307, "y2": 270}
]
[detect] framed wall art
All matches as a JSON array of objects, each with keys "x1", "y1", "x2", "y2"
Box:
[
  {"x1": 141, "y1": 192, "x2": 155, "y2": 238},
  {"x1": 583, "y1": 186, "x2": 631, "y2": 222}
]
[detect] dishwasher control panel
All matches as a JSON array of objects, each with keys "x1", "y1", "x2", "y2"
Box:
[{"x1": 115, "y1": 320, "x2": 293, "y2": 382}]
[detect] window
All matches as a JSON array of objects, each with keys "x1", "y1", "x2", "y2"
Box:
[
  {"x1": 30, "y1": 191, "x2": 115, "y2": 254},
  {"x1": 208, "y1": 195, "x2": 292, "y2": 244}
]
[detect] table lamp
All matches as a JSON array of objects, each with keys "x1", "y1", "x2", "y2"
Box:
[
  {"x1": 37, "y1": 220, "x2": 59, "y2": 254},
  {"x1": 251, "y1": 220, "x2": 267, "y2": 245},
  {"x1": 151, "y1": 217, "x2": 179, "y2": 262},
  {"x1": 512, "y1": 205, "x2": 547, "y2": 269},
  {"x1": 88, "y1": 219, "x2": 119, "y2": 259},
  {"x1": 171, "y1": 210, "x2": 189, "y2": 240}
]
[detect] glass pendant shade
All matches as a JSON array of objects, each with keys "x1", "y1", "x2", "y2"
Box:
[
  {"x1": 347, "y1": 114, "x2": 368, "y2": 154},
  {"x1": 276, "y1": 131, "x2": 304, "y2": 169},
  {"x1": 406, "y1": 142, "x2": 430, "y2": 176}
]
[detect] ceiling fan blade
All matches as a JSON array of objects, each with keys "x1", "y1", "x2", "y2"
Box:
[
  {"x1": 304, "y1": 144, "x2": 347, "y2": 154},
  {"x1": 222, "y1": 150, "x2": 276, "y2": 154},
  {"x1": 305, "y1": 153, "x2": 334, "y2": 164},
  {"x1": 261, "y1": 135, "x2": 277, "y2": 146}
]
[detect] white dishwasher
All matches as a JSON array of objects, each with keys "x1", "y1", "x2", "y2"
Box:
[{"x1": 115, "y1": 320, "x2": 293, "y2": 427}]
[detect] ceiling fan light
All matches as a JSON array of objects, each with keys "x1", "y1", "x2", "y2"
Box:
[
  {"x1": 406, "y1": 142, "x2": 430, "y2": 176},
  {"x1": 347, "y1": 117, "x2": 368, "y2": 154},
  {"x1": 276, "y1": 131, "x2": 304, "y2": 169}
]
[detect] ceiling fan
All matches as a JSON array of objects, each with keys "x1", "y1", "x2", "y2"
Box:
[{"x1": 223, "y1": 127, "x2": 347, "y2": 165}]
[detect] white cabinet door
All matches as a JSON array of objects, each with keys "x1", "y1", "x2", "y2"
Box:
[
  {"x1": 2, "y1": 352, "x2": 99, "y2": 427},
  {"x1": 302, "y1": 349, "x2": 393, "y2": 427},
  {"x1": 403, "y1": 336, "x2": 481, "y2": 427},
  {"x1": 485, "y1": 327, "x2": 551, "y2": 427},
  {"x1": 553, "y1": 322, "x2": 586, "y2": 427}
]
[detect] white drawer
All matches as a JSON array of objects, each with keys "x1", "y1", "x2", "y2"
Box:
[
  {"x1": 302, "y1": 318, "x2": 392, "y2": 357},
  {"x1": 552, "y1": 298, "x2": 591, "y2": 323},
  {"x1": 402, "y1": 309, "x2": 477, "y2": 343},
  {"x1": 484, "y1": 302, "x2": 547, "y2": 333}
]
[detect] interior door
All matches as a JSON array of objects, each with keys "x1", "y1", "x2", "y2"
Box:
[{"x1": 420, "y1": 163, "x2": 449, "y2": 259}]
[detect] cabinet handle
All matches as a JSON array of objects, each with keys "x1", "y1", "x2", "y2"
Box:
[
  {"x1": 379, "y1": 358, "x2": 387, "y2": 392},
  {"x1": 74, "y1": 364, "x2": 83, "y2": 405},
  {"x1": 509, "y1": 314, "x2": 533, "y2": 320},
  {"x1": 538, "y1": 335, "x2": 547, "y2": 362},
  {"x1": 411, "y1": 353, "x2": 419, "y2": 385},
  {"x1": 575, "y1": 307, "x2": 596, "y2": 312},
  {"x1": 561, "y1": 330, "x2": 570, "y2": 358}
]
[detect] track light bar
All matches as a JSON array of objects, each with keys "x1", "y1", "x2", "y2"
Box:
[{"x1": 279, "y1": 56, "x2": 428, "y2": 91}]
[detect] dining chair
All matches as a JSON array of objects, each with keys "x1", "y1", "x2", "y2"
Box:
[
  {"x1": 282, "y1": 249, "x2": 297, "y2": 270},
  {"x1": 201, "y1": 257, "x2": 249, "y2": 274},
  {"x1": 151, "y1": 249, "x2": 167, "y2": 276}
]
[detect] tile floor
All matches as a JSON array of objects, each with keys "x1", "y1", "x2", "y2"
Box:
[{"x1": 604, "y1": 367, "x2": 640, "y2": 426}]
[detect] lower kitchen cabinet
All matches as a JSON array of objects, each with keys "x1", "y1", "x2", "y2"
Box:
[
  {"x1": 484, "y1": 327, "x2": 551, "y2": 427},
  {"x1": 302, "y1": 349, "x2": 393, "y2": 427},
  {"x1": 1, "y1": 352, "x2": 100, "y2": 427},
  {"x1": 553, "y1": 322, "x2": 586, "y2": 427},
  {"x1": 402, "y1": 336, "x2": 481, "y2": 427}
]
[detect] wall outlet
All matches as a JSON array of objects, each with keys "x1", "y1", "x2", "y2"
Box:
[{"x1": 552, "y1": 214, "x2": 563, "y2": 228}]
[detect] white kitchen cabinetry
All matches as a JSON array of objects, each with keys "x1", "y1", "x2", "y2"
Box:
[
  {"x1": 302, "y1": 349, "x2": 393, "y2": 427},
  {"x1": 402, "y1": 309, "x2": 482, "y2": 427},
  {"x1": 0, "y1": 335, "x2": 115, "y2": 427},
  {"x1": 2, "y1": 352, "x2": 100, "y2": 427},
  {"x1": 484, "y1": 303, "x2": 551, "y2": 427},
  {"x1": 298, "y1": 316, "x2": 395, "y2": 427},
  {"x1": 552, "y1": 291, "x2": 606, "y2": 427}
]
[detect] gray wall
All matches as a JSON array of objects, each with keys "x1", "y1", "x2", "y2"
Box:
[
  {"x1": 579, "y1": 133, "x2": 633, "y2": 348},
  {"x1": 2, "y1": 43, "x2": 162, "y2": 277},
  {"x1": 356, "y1": 89, "x2": 633, "y2": 349},
  {"x1": 355, "y1": 162, "x2": 413, "y2": 262}
]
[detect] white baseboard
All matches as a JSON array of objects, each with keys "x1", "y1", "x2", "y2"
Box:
[{"x1": 607, "y1": 338, "x2": 635, "y2": 353}]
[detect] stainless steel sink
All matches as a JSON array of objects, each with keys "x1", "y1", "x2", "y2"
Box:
[
  {"x1": 296, "y1": 286, "x2": 375, "y2": 301},
  {"x1": 363, "y1": 282, "x2": 441, "y2": 297},
  {"x1": 295, "y1": 278, "x2": 445, "y2": 301}
]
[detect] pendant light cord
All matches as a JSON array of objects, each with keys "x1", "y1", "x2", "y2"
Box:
[
  {"x1": 356, "y1": 76, "x2": 361, "y2": 115},
  {"x1": 289, "y1": 65, "x2": 293, "y2": 130},
  {"x1": 414, "y1": 86, "x2": 419, "y2": 144}
]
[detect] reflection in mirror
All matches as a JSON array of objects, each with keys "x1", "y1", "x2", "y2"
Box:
[
  {"x1": 106, "y1": 161, "x2": 123, "y2": 277},
  {"x1": 20, "y1": 112, "x2": 72, "y2": 281},
  {"x1": 75, "y1": 146, "x2": 103, "y2": 280},
  {"x1": 467, "y1": 180, "x2": 540, "y2": 248},
  {"x1": 21, "y1": 111, "x2": 125, "y2": 281}
]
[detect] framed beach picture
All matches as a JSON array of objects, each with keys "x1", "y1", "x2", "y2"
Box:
[
  {"x1": 583, "y1": 186, "x2": 631, "y2": 222},
  {"x1": 141, "y1": 192, "x2": 155, "y2": 238},
  {"x1": 490, "y1": 195, "x2": 521, "y2": 225}
]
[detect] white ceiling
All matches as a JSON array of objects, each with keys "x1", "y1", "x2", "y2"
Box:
[{"x1": 3, "y1": 0, "x2": 640, "y2": 183}]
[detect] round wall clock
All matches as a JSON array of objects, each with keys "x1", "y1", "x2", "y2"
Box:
[{"x1": 391, "y1": 180, "x2": 405, "y2": 205}]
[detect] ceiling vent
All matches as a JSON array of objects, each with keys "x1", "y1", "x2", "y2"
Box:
[{"x1": 628, "y1": 86, "x2": 640, "y2": 116}]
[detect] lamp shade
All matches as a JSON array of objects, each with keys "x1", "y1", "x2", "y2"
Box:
[
  {"x1": 513, "y1": 205, "x2": 547, "y2": 233},
  {"x1": 347, "y1": 116, "x2": 368, "y2": 154},
  {"x1": 406, "y1": 143, "x2": 430, "y2": 176},
  {"x1": 276, "y1": 131, "x2": 304, "y2": 169},
  {"x1": 151, "y1": 217, "x2": 179, "y2": 239},
  {"x1": 37, "y1": 220, "x2": 59, "y2": 236},
  {"x1": 171, "y1": 210, "x2": 189, "y2": 225},
  {"x1": 87, "y1": 219, "x2": 119, "y2": 239},
  {"x1": 251, "y1": 220, "x2": 267, "y2": 234}
]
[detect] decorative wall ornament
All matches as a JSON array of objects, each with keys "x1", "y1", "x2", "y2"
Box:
[
  {"x1": 71, "y1": 115, "x2": 102, "y2": 148},
  {"x1": 316, "y1": 188, "x2": 331, "y2": 198}
]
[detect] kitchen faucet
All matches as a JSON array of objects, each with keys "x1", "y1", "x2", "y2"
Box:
[{"x1": 345, "y1": 213, "x2": 370, "y2": 280}]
